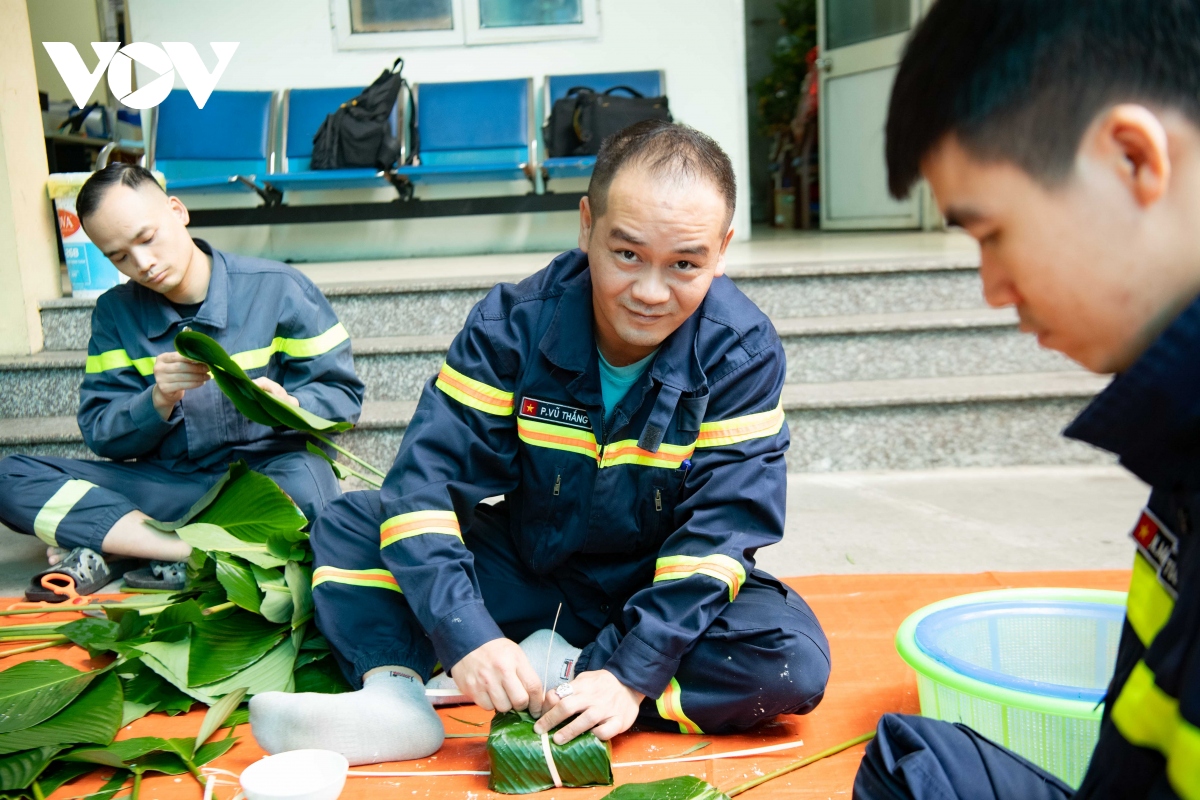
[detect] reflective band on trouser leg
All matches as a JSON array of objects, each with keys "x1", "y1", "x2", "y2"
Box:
[
  {"x1": 653, "y1": 554, "x2": 747, "y2": 602},
  {"x1": 1127, "y1": 552, "x2": 1175, "y2": 647},
  {"x1": 32, "y1": 479, "x2": 97, "y2": 547},
  {"x1": 656, "y1": 677, "x2": 703, "y2": 734},
  {"x1": 517, "y1": 418, "x2": 598, "y2": 460},
  {"x1": 1111, "y1": 660, "x2": 1200, "y2": 800},
  {"x1": 435, "y1": 363, "x2": 514, "y2": 416},
  {"x1": 380, "y1": 510, "x2": 462, "y2": 549},
  {"x1": 695, "y1": 401, "x2": 785, "y2": 448},
  {"x1": 599, "y1": 439, "x2": 694, "y2": 469},
  {"x1": 85, "y1": 349, "x2": 155, "y2": 376},
  {"x1": 312, "y1": 566, "x2": 402, "y2": 593}
]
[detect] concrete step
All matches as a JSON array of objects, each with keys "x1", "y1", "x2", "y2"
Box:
[
  {"x1": 36, "y1": 258, "x2": 984, "y2": 351},
  {"x1": 0, "y1": 308, "x2": 1078, "y2": 417},
  {"x1": 0, "y1": 372, "x2": 1112, "y2": 473}
]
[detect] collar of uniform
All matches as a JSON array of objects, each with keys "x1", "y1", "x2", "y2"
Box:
[
  {"x1": 1065, "y1": 294, "x2": 1200, "y2": 488},
  {"x1": 538, "y1": 256, "x2": 706, "y2": 395},
  {"x1": 141, "y1": 238, "x2": 229, "y2": 337}
]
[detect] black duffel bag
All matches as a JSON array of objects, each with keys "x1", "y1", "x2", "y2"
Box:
[
  {"x1": 543, "y1": 85, "x2": 672, "y2": 158},
  {"x1": 311, "y1": 57, "x2": 408, "y2": 170}
]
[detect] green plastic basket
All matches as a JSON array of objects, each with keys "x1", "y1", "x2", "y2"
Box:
[{"x1": 895, "y1": 588, "x2": 1127, "y2": 788}]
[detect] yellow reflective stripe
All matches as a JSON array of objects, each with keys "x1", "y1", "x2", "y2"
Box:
[
  {"x1": 600, "y1": 439, "x2": 694, "y2": 469},
  {"x1": 312, "y1": 566, "x2": 402, "y2": 593},
  {"x1": 517, "y1": 417, "x2": 598, "y2": 460},
  {"x1": 85, "y1": 350, "x2": 155, "y2": 376},
  {"x1": 1128, "y1": 552, "x2": 1175, "y2": 647},
  {"x1": 653, "y1": 554, "x2": 746, "y2": 602},
  {"x1": 696, "y1": 401, "x2": 785, "y2": 448},
  {"x1": 1112, "y1": 660, "x2": 1200, "y2": 800},
  {"x1": 231, "y1": 323, "x2": 352, "y2": 370},
  {"x1": 436, "y1": 363, "x2": 514, "y2": 416},
  {"x1": 656, "y1": 678, "x2": 703, "y2": 735},
  {"x1": 380, "y1": 509, "x2": 462, "y2": 549},
  {"x1": 33, "y1": 480, "x2": 96, "y2": 547}
]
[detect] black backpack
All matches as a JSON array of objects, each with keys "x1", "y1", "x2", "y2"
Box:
[
  {"x1": 311, "y1": 57, "x2": 409, "y2": 170},
  {"x1": 543, "y1": 85, "x2": 672, "y2": 158}
]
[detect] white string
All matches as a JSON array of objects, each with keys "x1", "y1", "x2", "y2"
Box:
[
  {"x1": 540, "y1": 731, "x2": 564, "y2": 788},
  {"x1": 344, "y1": 739, "x2": 806, "y2": 779},
  {"x1": 542, "y1": 601, "x2": 564, "y2": 693}
]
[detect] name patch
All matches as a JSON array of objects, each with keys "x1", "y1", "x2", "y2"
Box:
[
  {"x1": 519, "y1": 396, "x2": 592, "y2": 431},
  {"x1": 1130, "y1": 508, "x2": 1179, "y2": 600}
]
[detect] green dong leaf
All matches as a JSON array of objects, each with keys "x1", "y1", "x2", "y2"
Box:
[
  {"x1": 0, "y1": 662, "x2": 96, "y2": 734},
  {"x1": 486, "y1": 710, "x2": 612, "y2": 794},
  {"x1": 193, "y1": 470, "x2": 307, "y2": 544},
  {"x1": 0, "y1": 672, "x2": 122, "y2": 755},
  {"x1": 0, "y1": 747, "x2": 61, "y2": 790},
  {"x1": 188, "y1": 612, "x2": 288, "y2": 687},
  {"x1": 601, "y1": 777, "x2": 731, "y2": 800}
]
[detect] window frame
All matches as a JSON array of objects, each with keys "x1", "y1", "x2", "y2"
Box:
[{"x1": 331, "y1": 0, "x2": 600, "y2": 49}]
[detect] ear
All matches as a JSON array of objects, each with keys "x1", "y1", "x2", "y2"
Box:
[
  {"x1": 714, "y1": 226, "x2": 735, "y2": 277},
  {"x1": 167, "y1": 195, "x2": 191, "y2": 226},
  {"x1": 578, "y1": 196, "x2": 593, "y2": 252},
  {"x1": 1085, "y1": 104, "x2": 1171, "y2": 208}
]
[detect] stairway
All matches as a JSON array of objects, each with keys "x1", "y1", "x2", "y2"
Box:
[{"x1": 0, "y1": 252, "x2": 1112, "y2": 473}]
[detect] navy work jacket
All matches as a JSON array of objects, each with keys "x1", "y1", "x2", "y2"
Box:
[
  {"x1": 377, "y1": 249, "x2": 789, "y2": 700},
  {"x1": 78, "y1": 240, "x2": 364, "y2": 472},
  {"x1": 1067, "y1": 296, "x2": 1200, "y2": 799}
]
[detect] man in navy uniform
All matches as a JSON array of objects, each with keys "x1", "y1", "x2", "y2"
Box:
[
  {"x1": 856, "y1": 1, "x2": 1200, "y2": 798},
  {"x1": 249, "y1": 121, "x2": 831, "y2": 765},
  {"x1": 0, "y1": 163, "x2": 363, "y2": 597}
]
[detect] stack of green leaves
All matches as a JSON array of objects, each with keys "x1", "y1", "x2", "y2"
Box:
[
  {"x1": 0, "y1": 460, "x2": 352, "y2": 800},
  {"x1": 487, "y1": 711, "x2": 612, "y2": 794},
  {"x1": 174, "y1": 331, "x2": 386, "y2": 487}
]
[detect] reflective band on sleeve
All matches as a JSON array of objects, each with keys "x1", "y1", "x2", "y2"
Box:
[
  {"x1": 656, "y1": 677, "x2": 703, "y2": 735},
  {"x1": 695, "y1": 401, "x2": 785, "y2": 448},
  {"x1": 436, "y1": 363, "x2": 515, "y2": 416},
  {"x1": 380, "y1": 509, "x2": 462, "y2": 549},
  {"x1": 517, "y1": 418, "x2": 598, "y2": 460},
  {"x1": 1111, "y1": 660, "x2": 1200, "y2": 800},
  {"x1": 653, "y1": 554, "x2": 746, "y2": 602},
  {"x1": 600, "y1": 439, "x2": 694, "y2": 469},
  {"x1": 231, "y1": 323, "x2": 352, "y2": 371},
  {"x1": 85, "y1": 350, "x2": 156, "y2": 376},
  {"x1": 33, "y1": 480, "x2": 97, "y2": 547},
  {"x1": 1128, "y1": 552, "x2": 1175, "y2": 647},
  {"x1": 312, "y1": 566, "x2": 402, "y2": 593}
]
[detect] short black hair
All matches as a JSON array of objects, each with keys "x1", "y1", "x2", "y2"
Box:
[
  {"x1": 886, "y1": 0, "x2": 1200, "y2": 198},
  {"x1": 588, "y1": 120, "x2": 737, "y2": 228},
  {"x1": 77, "y1": 162, "x2": 165, "y2": 221}
]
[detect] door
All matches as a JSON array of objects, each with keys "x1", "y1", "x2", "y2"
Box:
[{"x1": 818, "y1": 0, "x2": 926, "y2": 230}]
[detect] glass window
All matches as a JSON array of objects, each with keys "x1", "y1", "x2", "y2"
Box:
[
  {"x1": 825, "y1": 0, "x2": 909, "y2": 50},
  {"x1": 478, "y1": 0, "x2": 583, "y2": 29},
  {"x1": 350, "y1": 0, "x2": 454, "y2": 33}
]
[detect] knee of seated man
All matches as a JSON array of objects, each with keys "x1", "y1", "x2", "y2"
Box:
[
  {"x1": 308, "y1": 490, "x2": 382, "y2": 557},
  {"x1": 264, "y1": 450, "x2": 343, "y2": 521},
  {"x1": 0, "y1": 454, "x2": 47, "y2": 480},
  {"x1": 773, "y1": 626, "x2": 832, "y2": 714}
]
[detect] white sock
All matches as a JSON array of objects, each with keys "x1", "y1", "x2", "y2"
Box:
[
  {"x1": 425, "y1": 629, "x2": 582, "y2": 706},
  {"x1": 250, "y1": 670, "x2": 444, "y2": 766}
]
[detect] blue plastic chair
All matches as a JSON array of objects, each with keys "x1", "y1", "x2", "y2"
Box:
[
  {"x1": 395, "y1": 78, "x2": 533, "y2": 186},
  {"x1": 263, "y1": 86, "x2": 405, "y2": 193},
  {"x1": 149, "y1": 89, "x2": 277, "y2": 194},
  {"x1": 542, "y1": 71, "x2": 664, "y2": 181}
]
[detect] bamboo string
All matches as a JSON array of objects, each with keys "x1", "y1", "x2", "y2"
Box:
[{"x1": 724, "y1": 730, "x2": 875, "y2": 797}]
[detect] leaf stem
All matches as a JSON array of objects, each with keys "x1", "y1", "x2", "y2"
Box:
[
  {"x1": 202, "y1": 602, "x2": 236, "y2": 616},
  {"x1": 131, "y1": 771, "x2": 142, "y2": 800},
  {"x1": 725, "y1": 731, "x2": 876, "y2": 797},
  {"x1": 309, "y1": 434, "x2": 387, "y2": 479},
  {"x1": 0, "y1": 640, "x2": 62, "y2": 658},
  {"x1": 31, "y1": 780, "x2": 46, "y2": 800},
  {"x1": 332, "y1": 463, "x2": 383, "y2": 488},
  {"x1": 0, "y1": 634, "x2": 68, "y2": 645}
]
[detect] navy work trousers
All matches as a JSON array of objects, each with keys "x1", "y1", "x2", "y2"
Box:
[
  {"x1": 854, "y1": 714, "x2": 1075, "y2": 800},
  {"x1": 0, "y1": 451, "x2": 340, "y2": 552},
  {"x1": 310, "y1": 489, "x2": 831, "y2": 735}
]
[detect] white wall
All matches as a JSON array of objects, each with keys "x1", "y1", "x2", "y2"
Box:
[
  {"x1": 126, "y1": 0, "x2": 752, "y2": 249},
  {"x1": 26, "y1": 0, "x2": 103, "y2": 104}
]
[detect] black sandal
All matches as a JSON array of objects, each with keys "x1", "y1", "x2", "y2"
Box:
[
  {"x1": 122, "y1": 560, "x2": 187, "y2": 591},
  {"x1": 24, "y1": 548, "x2": 128, "y2": 602}
]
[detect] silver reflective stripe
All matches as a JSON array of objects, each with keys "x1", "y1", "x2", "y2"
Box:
[{"x1": 33, "y1": 480, "x2": 96, "y2": 546}]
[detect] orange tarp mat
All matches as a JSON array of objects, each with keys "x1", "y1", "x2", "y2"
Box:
[{"x1": 4, "y1": 569, "x2": 1130, "y2": 800}]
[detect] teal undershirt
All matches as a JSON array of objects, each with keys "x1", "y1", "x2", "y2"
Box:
[{"x1": 598, "y1": 348, "x2": 658, "y2": 427}]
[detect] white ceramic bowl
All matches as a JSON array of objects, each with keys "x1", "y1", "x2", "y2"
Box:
[{"x1": 240, "y1": 749, "x2": 349, "y2": 800}]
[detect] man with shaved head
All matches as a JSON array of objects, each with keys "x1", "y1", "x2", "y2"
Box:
[{"x1": 249, "y1": 120, "x2": 831, "y2": 765}]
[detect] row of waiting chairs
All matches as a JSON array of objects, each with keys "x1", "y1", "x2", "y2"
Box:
[{"x1": 139, "y1": 70, "x2": 664, "y2": 206}]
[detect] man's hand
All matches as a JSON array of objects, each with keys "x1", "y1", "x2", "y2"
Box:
[
  {"x1": 450, "y1": 638, "x2": 545, "y2": 717},
  {"x1": 151, "y1": 352, "x2": 210, "y2": 420},
  {"x1": 253, "y1": 377, "x2": 300, "y2": 407},
  {"x1": 533, "y1": 669, "x2": 644, "y2": 744}
]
